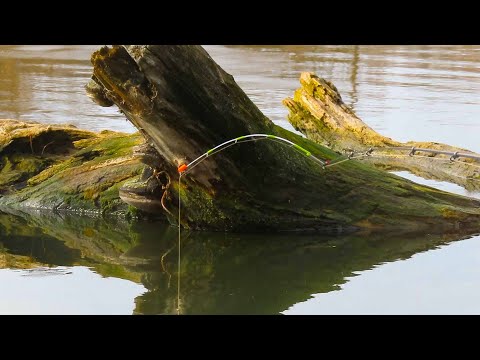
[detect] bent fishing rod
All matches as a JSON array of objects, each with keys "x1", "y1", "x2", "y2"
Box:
[
  {"x1": 174, "y1": 133, "x2": 335, "y2": 313},
  {"x1": 177, "y1": 134, "x2": 330, "y2": 175},
  {"x1": 173, "y1": 133, "x2": 480, "y2": 313},
  {"x1": 176, "y1": 133, "x2": 480, "y2": 177}
]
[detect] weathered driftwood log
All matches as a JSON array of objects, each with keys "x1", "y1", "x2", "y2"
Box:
[
  {"x1": 86, "y1": 45, "x2": 480, "y2": 233},
  {"x1": 0, "y1": 120, "x2": 146, "y2": 217},
  {"x1": 284, "y1": 72, "x2": 480, "y2": 190}
]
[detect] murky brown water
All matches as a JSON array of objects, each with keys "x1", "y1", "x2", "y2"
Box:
[
  {"x1": 1, "y1": 45, "x2": 480, "y2": 314},
  {"x1": 0, "y1": 46, "x2": 130, "y2": 132},
  {"x1": 1, "y1": 45, "x2": 479, "y2": 152}
]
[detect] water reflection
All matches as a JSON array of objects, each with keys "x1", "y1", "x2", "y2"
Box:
[
  {"x1": 206, "y1": 45, "x2": 480, "y2": 152},
  {"x1": 2, "y1": 45, "x2": 480, "y2": 314},
  {"x1": 2, "y1": 45, "x2": 480, "y2": 152},
  {"x1": 0, "y1": 45, "x2": 133, "y2": 133},
  {"x1": 349, "y1": 45, "x2": 360, "y2": 109},
  {"x1": 0, "y1": 209, "x2": 476, "y2": 314}
]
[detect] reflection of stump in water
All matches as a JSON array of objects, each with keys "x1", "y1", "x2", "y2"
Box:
[
  {"x1": 1, "y1": 209, "x2": 477, "y2": 315},
  {"x1": 132, "y1": 228, "x2": 476, "y2": 315}
]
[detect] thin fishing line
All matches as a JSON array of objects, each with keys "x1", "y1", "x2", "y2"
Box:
[
  {"x1": 348, "y1": 146, "x2": 480, "y2": 163},
  {"x1": 175, "y1": 134, "x2": 324, "y2": 315},
  {"x1": 365, "y1": 153, "x2": 480, "y2": 182},
  {"x1": 368, "y1": 153, "x2": 480, "y2": 167},
  {"x1": 325, "y1": 154, "x2": 368, "y2": 167},
  {"x1": 370, "y1": 153, "x2": 455, "y2": 162},
  {"x1": 346, "y1": 151, "x2": 480, "y2": 175},
  {"x1": 177, "y1": 174, "x2": 181, "y2": 315},
  {"x1": 174, "y1": 136, "x2": 480, "y2": 314}
]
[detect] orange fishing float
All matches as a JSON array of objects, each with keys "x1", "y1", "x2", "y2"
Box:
[{"x1": 177, "y1": 164, "x2": 188, "y2": 173}]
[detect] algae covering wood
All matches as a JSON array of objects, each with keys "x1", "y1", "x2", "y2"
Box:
[
  {"x1": 0, "y1": 120, "x2": 146, "y2": 217},
  {"x1": 283, "y1": 72, "x2": 480, "y2": 191},
  {"x1": 86, "y1": 45, "x2": 480, "y2": 233}
]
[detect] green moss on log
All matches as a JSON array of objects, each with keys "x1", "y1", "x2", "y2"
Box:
[
  {"x1": 0, "y1": 120, "x2": 146, "y2": 217},
  {"x1": 84, "y1": 45, "x2": 480, "y2": 233},
  {"x1": 283, "y1": 72, "x2": 480, "y2": 191}
]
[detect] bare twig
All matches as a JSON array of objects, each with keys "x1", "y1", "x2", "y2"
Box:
[
  {"x1": 145, "y1": 169, "x2": 174, "y2": 217},
  {"x1": 29, "y1": 135, "x2": 34, "y2": 154},
  {"x1": 158, "y1": 171, "x2": 174, "y2": 217},
  {"x1": 160, "y1": 244, "x2": 175, "y2": 289},
  {"x1": 41, "y1": 141, "x2": 54, "y2": 156}
]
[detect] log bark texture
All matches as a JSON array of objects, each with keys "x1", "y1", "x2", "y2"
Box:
[
  {"x1": 284, "y1": 72, "x2": 480, "y2": 191},
  {"x1": 86, "y1": 45, "x2": 480, "y2": 233}
]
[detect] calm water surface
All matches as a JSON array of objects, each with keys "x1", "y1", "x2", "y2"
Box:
[
  {"x1": 1, "y1": 45, "x2": 480, "y2": 314},
  {"x1": 1, "y1": 209, "x2": 479, "y2": 315}
]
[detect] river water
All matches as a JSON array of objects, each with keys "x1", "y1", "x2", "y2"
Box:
[{"x1": 0, "y1": 45, "x2": 480, "y2": 314}]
